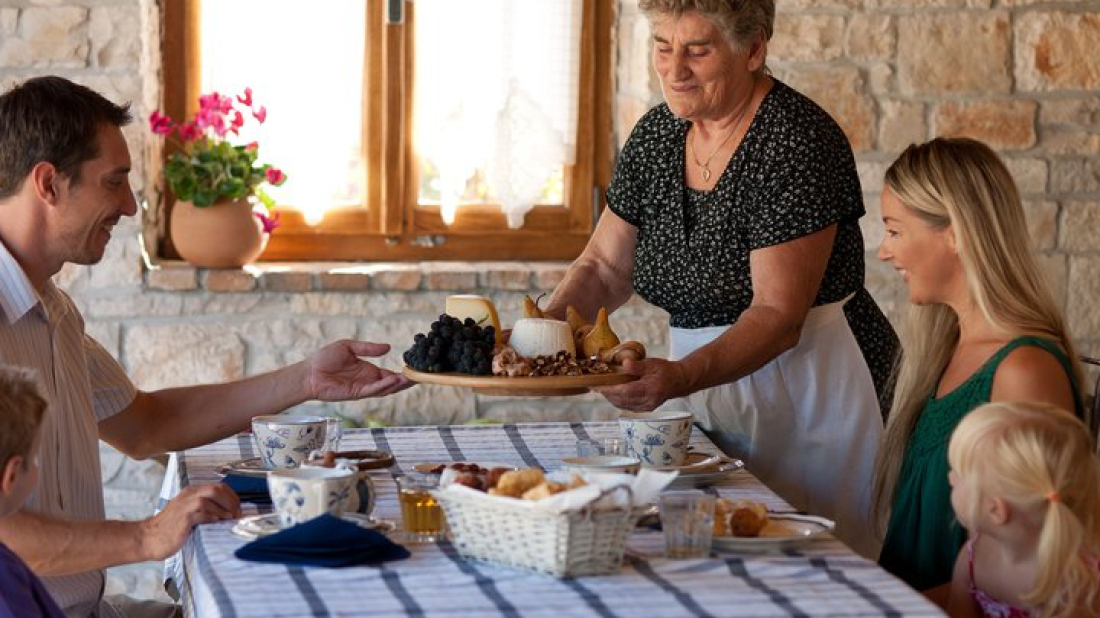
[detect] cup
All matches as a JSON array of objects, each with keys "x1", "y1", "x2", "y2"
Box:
[
  {"x1": 659, "y1": 490, "x2": 715, "y2": 559},
  {"x1": 575, "y1": 437, "x2": 626, "y2": 457},
  {"x1": 396, "y1": 474, "x2": 445, "y2": 542},
  {"x1": 618, "y1": 411, "x2": 694, "y2": 467},
  {"x1": 267, "y1": 466, "x2": 357, "y2": 528},
  {"x1": 252, "y1": 415, "x2": 329, "y2": 469}
]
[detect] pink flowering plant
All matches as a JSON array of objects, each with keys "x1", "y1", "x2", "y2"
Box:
[{"x1": 149, "y1": 88, "x2": 285, "y2": 232}]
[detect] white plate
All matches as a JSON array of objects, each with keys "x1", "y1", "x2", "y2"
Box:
[
  {"x1": 230, "y1": 512, "x2": 395, "y2": 540},
  {"x1": 711, "y1": 513, "x2": 834, "y2": 553},
  {"x1": 666, "y1": 459, "x2": 744, "y2": 488}
]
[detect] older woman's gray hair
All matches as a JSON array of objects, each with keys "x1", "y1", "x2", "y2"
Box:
[{"x1": 639, "y1": 0, "x2": 775, "y2": 56}]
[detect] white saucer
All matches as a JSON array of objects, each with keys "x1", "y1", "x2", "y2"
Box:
[
  {"x1": 230, "y1": 513, "x2": 395, "y2": 540},
  {"x1": 648, "y1": 452, "x2": 733, "y2": 473}
]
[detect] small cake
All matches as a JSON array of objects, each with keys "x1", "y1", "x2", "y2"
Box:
[
  {"x1": 445, "y1": 295, "x2": 502, "y2": 342},
  {"x1": 728, "y1": 500, "x2": 769, "y2": 537},
  {"x1": 508, "y1": 318, "x2": 576, "y2": 359}
]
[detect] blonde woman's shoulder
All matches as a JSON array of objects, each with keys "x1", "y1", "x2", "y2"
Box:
[{"x1": 990, "y1": 343, "x2": 1076, "y2": 412}]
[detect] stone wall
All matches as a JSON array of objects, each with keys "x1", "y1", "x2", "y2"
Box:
[{"x1": 1, "y1": 0, "x2": 1098, "y2": 602}]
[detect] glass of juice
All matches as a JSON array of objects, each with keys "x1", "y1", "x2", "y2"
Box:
[{"x1": 396, "y1": 474, "x2": 445, "y2": 542}]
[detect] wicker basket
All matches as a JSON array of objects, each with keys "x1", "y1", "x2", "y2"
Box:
[{"x1": 434, "y1": 485, "x2": 642, "y2": 578}]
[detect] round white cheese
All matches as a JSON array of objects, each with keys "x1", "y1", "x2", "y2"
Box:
[{"x1": 508, "y1": 318, "x2": 575, "y2": 359}]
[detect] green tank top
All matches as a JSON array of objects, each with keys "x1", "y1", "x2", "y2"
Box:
[{"x1": 877, "y1": 336, "x2": 1081, "y2": 591}]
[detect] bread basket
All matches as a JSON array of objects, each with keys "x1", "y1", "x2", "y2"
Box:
[{"x1": 433, "y1": 484, "x2": 642, "y2": 578}]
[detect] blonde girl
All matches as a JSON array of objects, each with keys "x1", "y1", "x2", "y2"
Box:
[
  {"x1": 873, "y1": 137, "x2": 1083, "y2": 603},
  {"x1": 946, "y1": 401, "x2": 1099, "y2": 618}
]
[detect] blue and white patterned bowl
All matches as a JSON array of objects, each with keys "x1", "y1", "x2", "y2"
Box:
[
  {"x1": 252, "y1": 415, "x2": 328, "y2": 469},
  {"x1": 618, "y1": 411, "x2": 694, "y2": 467},
  {"x1": 267, "y1": 466, "x2": 357, "y2": 528}
]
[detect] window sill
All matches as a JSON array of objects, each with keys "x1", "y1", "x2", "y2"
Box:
[{"x1": 142, "y1": 260, "x2": 571, "y2": 294}]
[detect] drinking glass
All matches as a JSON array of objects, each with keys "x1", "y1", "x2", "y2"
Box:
[
  {"x1": 396, "y1": 474, "x2": 445, "y2": 542},
  {"x1": 575, "y1": 437, "x2": 626, "y2": 457},
  {"x1": 323, "y1": 417, "x2": 344, "y2": 453},
  {"x1": 660, "y1": 490, "x2": 715, "y2": 559}
]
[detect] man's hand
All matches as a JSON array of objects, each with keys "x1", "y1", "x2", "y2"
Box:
[
  {"x1": 306, "y1": 340, "x2": 413, "y2": 401},
  {"x1": 592, "y1": 357, "x2": 689, "y2": 411},
  {"x1": 139, "y1": 484, "x2": 241, "y2": 561}
]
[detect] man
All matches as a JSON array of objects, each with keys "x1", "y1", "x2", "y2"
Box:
[{"x1": 0, "y1": 76, "x2": 412, "y2": 617}]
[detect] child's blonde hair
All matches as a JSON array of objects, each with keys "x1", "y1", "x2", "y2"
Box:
[
  {"x1": 948, "y1": 401, "x2": 1100, "y2": 618},
  {"x1": 0, "y1": 366, "x2": 47, "y2": 470}
]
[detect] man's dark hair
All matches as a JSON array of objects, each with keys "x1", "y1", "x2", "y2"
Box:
[{"x1": 0, "y1": 75, "x2": 133, "y2": 199}]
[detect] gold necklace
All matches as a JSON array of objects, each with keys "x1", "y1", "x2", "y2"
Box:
[{"x1": 689, "y1": 98, "x2": 752, "y2": 183}]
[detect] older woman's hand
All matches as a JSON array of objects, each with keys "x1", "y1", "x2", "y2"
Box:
[{"x1": 593, "y1": 357, "x2": 689, "y2": 412}]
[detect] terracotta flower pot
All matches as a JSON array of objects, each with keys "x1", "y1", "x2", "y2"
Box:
[{"x1": 169, "y1": 198, "x2": 267, "y2": 268}]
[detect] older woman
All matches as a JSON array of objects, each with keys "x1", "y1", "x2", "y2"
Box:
[
  {"x1": 544, "y1": 0, "x2": 898, "y2": 558},
  {"x1": 872, "y1": 137, "x2": 1082, "y2": 604}
]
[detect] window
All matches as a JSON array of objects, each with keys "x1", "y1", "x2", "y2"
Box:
[{"x1": 160, "y1": 0, "x2": 614, "y2": 261}]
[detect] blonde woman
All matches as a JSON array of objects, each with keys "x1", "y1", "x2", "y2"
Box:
[
  {"x1": 873, "y1": 137, "x2": 1084, "y2": 604},
  {"x1": 946, "y1": 402, "x2": 1099, "y2": 618}
]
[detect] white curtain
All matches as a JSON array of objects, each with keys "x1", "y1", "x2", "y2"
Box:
[{"x1": 414, "y1": 0, "x2": 582, "y2": 229}]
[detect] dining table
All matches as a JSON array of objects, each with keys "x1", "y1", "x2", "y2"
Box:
[{"x1": 160, "y1": 421, "x2": 945, "y2": 617}]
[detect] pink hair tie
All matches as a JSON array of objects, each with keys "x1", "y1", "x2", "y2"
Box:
[{"x1": 1046, "y1": 492, "x2": 1061, "y2": 503}]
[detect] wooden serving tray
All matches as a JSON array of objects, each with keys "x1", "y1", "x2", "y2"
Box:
[{"x1": 402, "y1": 366, "x2": 635, "y2": 396}]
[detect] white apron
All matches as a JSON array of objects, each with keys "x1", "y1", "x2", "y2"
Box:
[{"x1": 662, "y1": 297, "x2": 883, "y2": 559}]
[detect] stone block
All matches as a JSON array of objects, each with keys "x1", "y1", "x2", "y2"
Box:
[
  {"x1": 532, "y1": 263, "x2": 569, "y2": 290},
  {"x1": 124, "y1": 323, "x2": 245, "y2": 390},
  {"x1": 1022, "y1": 200, "x2": 1057, "y2": 251},
  {"x1": 856, "y1": 159, "x2": 890, "y2": 196},
  {"x1": 868, "y1": 63, "x2": 893, "y2": 95},
  {"x1": 203, "y1": 269, "x2": 258, "y2": 292},
  {"x1": 1040, "y1": 131, "x2": 1100, "y2": 157},
  {"x1": 146, "y1": 265, "x2": 198, "y2": 290},
  {"x1": 1059, "y1": 201, "x2": 1100, "y2": 252},
  {"x1": 370, "y1": 267, "x2": 422, "y2": 291},
  {"x1": 1015, "y1": 12, "x2": 1100, "y2": 92},
  {"x1": 86, "y1": 294, "x2": 184, "y2": 318},
  {"x1": 779, "y1": 66, "x2": 876, "y2": 152},
  {"x1": 934, "y1": 100, "x2": 1037, "y2": 151},
  {"x1": 1051, "y1": 159, "x2": 1100, "y2": 194},
  {"x1": 1041, "y1": 97, "x2": 1100, "y2": 127},
  {"x1": 89, "y1": 6, "x2": 139, "y2": 69},
  {"x1": 1004, "y1": 158, "x2": 1048, "y2": 195},
  {"x1": 86, "y1": 321, "x2": 121, "y2": 358},
  {"x1": 780, "y1": 0, "x2": 863, "y2": 9},
  {"x1": 1037, "y1": 254, "x2": 1066, "y2": 310},
  {"x1": 181, "y1": 293, "x2": 282, "y2": 317},
  {"x1": 317, "y1": 272, "x2": 370, "y2": 291},
  {"x1": 480, "y1": 266, "x2": 531, "y2": 290},
  {"x1": 878, "y1": 100, "x2": 925, "y2": 153},
  {"x1": 898, "y1": 12, "x2": 1011, "y2": 96},
  {"x1": 1066, "y1": 256, "x2": 1100, "y2": 337},
  {"x1": 0, "y1": 7, "x2": 88, "y2": 68},
  {"x1": 422, "y1": 263, "x2": 477, "y2": 290},
  {"x1": 262, "y1": 271, "x2": 313, "y2": 292},
  {"x1": 0, "y1": 9, "x2": 15, "y2": 36},
  {"x1": 772, "y1": 14, "x2": 845, "y2": 62},
  {"x1": 845, "y1": 13, "x2": 894, "y2": 61},
  {"x1": 866, "y1": 0, "x2": 991, "y2": 6}
]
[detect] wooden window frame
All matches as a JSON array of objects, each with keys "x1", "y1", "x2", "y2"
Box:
[{"x1": 160, "y1": 0, "x2": 614, "y2": 262}]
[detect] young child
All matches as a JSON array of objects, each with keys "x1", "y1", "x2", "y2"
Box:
[
  {"x1": 0, "y1": 366, "x2": 65, "y2": 618},
  {"x1": 946, "y1": 401, "x2": 1100, "y2": 618}
]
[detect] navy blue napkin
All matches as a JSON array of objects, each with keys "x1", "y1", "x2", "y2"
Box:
[
  {"x1": 234, "y1": 514, "x2": 410, "y2": 567},
  {"x1": 221, "y1": 474, "x2": 270, "y2": 504}
]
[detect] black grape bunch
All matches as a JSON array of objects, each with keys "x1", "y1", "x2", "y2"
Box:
[{"x1": 403, "y1": 314, "x2": 497, "y2": 374}]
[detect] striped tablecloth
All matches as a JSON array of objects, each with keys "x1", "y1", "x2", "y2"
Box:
[{"x1": 161, "y1": 422, "x2": 943, "y2": 617}]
